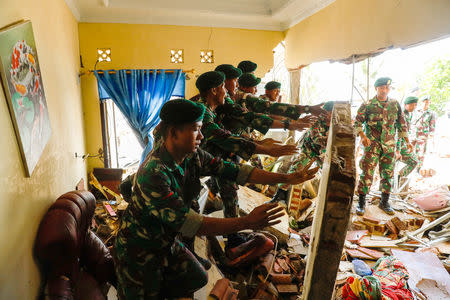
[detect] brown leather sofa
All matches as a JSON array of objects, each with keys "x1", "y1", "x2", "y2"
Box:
[{"x1": 34, "y1": 190, "x2": 116, "y2": 300}]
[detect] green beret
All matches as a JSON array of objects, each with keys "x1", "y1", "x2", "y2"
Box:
[
  {"x1": 238, "y1": 73, "x2": 261, "y2": 88},
  {"x1": 237, "y1": 60, "x2": 257, "y2": 73},
  {"x1": 215, "y1": 64, "x2": 242, "y2": 79},
  {"x1": 196, "y1": 71, "x2": 225, "y2": 92},
  {"x1": 323, "y1": 101, "x2": 335, "y2": 112},
  {"x1": 160, "y1": 98, "x2": 205, "y2": 124},
  {"x1": 404, "y1": 96, "x2": 418, "y2": 104},
  {"x1": 374, "y1": 77, "x2": 392, "y2": 87},
  {"x1": 264, "y1": 81, "x2": 281, "y2": 90},
  {"x1": 421, "y1": 95, "x2": 430, "y2": 101}
]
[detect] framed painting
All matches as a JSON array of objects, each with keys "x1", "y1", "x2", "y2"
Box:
[{"x1": 0, "y1": 20, "x2": 51, "y2": 177}]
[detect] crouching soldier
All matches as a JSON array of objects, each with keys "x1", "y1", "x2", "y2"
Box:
[{"x1": 114, "y1": 99, "x2": 318, "y2": 299}]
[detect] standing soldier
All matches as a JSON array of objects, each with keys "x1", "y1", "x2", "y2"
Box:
[
  {"x1": 413, "y1": 95, "x2": 436, "y2": 171},
  {"x1": 354, "y1": 77, "x2": 412, "y2": 215},
  {"x1": 396, "y1": 96, "x2": 419, "y2": 184},
  {"x1": 260, "y1": 81, "x2": 282, "y2": 103}
]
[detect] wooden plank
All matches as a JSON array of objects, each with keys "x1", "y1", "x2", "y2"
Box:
[
  {"x1": 358, "y1": 236, "x2": 399, "y2": 248},
  {"x1": 238, "y1": 186, "x2": 290, "y2": 244},
  {"x1": 346, "y1": 248, "x2": 374, "y2": 260},
  {"x1": 275, "y1": 284, "x2": 298, "y2": 293},
  {"x1": 302, "y1": 103, "x2": 356, "y2": 300},
  {"x1": 346, "y1": 230, "x2": 368, "y2": 244}
]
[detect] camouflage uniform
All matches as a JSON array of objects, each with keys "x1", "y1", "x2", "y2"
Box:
[
  {"x1": 414, "y1": 109, "x2": 436, "y2": 170},
  {"x1": 114, "y1": 143, "x2": 254, "y2": 299},
  {"x1": 215, "y1": 96, "x2": 274, "y2": 136},
  {"x1": 355, "y1": 96, "x2": 408, "y2": 195},
  {"x1": 396, "y1": 109, "x2": 418, "y2": 177},
  {"x1": 278, "y1": 117, "x2": 330, "y2": 191},
  {"x1": 196, "y1": 98, "x2": 257, "y2": 218},
  {"x1": 234, "y1": 90, "x2": 301, "y2": 120}
]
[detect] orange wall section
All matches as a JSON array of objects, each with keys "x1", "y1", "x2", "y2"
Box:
[{"x1": 78, "y1": 23, "x2": 283, "y2": 172}]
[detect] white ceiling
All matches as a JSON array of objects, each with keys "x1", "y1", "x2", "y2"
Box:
[{"x1": 65, "y1": 0, "x2": 335, "y2": 31}]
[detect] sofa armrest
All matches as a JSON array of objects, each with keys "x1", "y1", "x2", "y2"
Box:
[
  {"x1": 81, "y1": 230, "x2": 117, "y2": 287},
  {"x1": 45, "y1": 275, "x2": 73, "y2": 300}
]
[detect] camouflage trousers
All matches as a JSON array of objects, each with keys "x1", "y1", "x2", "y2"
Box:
[
  {"x1": 357, "y1": 144, "x2": 395, "y2": 195},
  {"x1": 214, "y1": 176, "x2": 239, "y2": 218},
  {"x1": 114, "y1": 238, "x2": 208, "y2": 299},
  {"x1": 398, "y1": 145, "x2": 418, "y2": 177},
  {"x1": 415, "y1": 139, "x2": 428, "y2": 171}
]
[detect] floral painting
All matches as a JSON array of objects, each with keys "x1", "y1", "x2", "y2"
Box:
[{"x1": 0, "y1": 20, "x2": 51, "y2": 176}]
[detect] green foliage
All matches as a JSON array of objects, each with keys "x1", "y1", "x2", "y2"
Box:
[{"x1": 419, "y1": 58, "x2": 450, "y2": 116}]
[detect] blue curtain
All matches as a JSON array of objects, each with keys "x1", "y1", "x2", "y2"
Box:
[{"x1": 95, "y1": 69, "x2": 184, "y2": 162}]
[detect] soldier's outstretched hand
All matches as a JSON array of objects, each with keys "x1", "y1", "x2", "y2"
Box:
[
  {"x1": 406, "y1": 143, "x2": 413, "y2": 153},
  {"x1": 262, "y1": 143, "x2": 298, "y2": 157},
  {"x1": 291, "y1": 115, "x2": 318, "y2": 131},
  {"x1": 257, "y1": 138, "x2": 280, "y2": 146},
  {"x1": 285, "y1": 158, "x2": 320, "y2": 185},
  {"x1": 361, "y1": 135, "x2": 371, "y2": 147},
  {"x1": 246, "y1": 203, "x2": 285, "y2": 229},
  {"x1": 309, "y1": 103, "x2": 328, "y2": 116}
]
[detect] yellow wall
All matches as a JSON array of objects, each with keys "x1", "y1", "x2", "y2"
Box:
[
  {"x1": 285, "y1": 0, "x2": 450, "y2": 68},
  {"x1": 79, "y1": 23, "x2": 283, "y2": 172},
  {"x1": 0, "y1": 0, "x2": 86, "y2": 298}
]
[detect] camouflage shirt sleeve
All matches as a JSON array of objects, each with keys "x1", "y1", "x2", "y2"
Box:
[
  {"x1": 201, "y1": 103, "x2": 257, "y2": 161},
  {"x1": 197, "y1": 148, "x2": 255, "y2": 185},
  {"x1": 354, "y1": 103, "x2": 367, "y2": 135},
  {"x1": 135, "y1": 166, "x2": 202, "y2": 239},
  {"x1": 239, "y1": 94, "x2": 301, "y2": 120},
  {"x1": 216, "y1": 102, "x2": 274, "y2": 135},
  {"x1": 396, "y1": 102, "x2": 408, "y2": 138}
]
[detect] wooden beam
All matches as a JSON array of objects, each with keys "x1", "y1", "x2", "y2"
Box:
[{"x1": 303, "y1": 102, "x2": 356, "y2": 300}]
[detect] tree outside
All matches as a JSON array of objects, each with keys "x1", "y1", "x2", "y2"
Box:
[{"x1": 418, "y1": 58, "x2": 450, "y2": 117}]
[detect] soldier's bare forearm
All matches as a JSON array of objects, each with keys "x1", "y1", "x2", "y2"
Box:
[
  {"x1": 197, "y1": 216, "x2": 248, "y2": 236},
  {"x1": 246, "y1": 168, "x2": 289, "y2": 185}
]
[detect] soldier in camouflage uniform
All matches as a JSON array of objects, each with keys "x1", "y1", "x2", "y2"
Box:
[
  {"x1": 114, "y1": 99, "x2": 318, "y2": 299},
  {"x1": 413, "y1": 95, "x2": 436, "y2": 171},
  {"x1": 270, "y1": 101, "x2": 335, "y2": 202},
  {"x1": 194, "y1": 71, "x2": 304, "y2": 246},
  {"x1": 396, "y1": 96, "x2": 419, "y2": 181},
  {"x1": 260, "y1": 81, "x2": 282, "y2": 103},
  {"x1": 354, "y1": 77, "x2": 412, "y2": 215}
]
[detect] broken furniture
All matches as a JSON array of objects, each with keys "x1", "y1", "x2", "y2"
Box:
[{"x1": 34, "y1": 191, "x2": 116, "y2": 300}]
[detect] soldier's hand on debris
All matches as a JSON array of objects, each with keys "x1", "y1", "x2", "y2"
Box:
[
  {"x1": 310, "y1": 103, "x2": 328, "y2": 116},
  {"x1": 286, "y1": 158, "x2": 320, "y2": 184},
  {"x1": 361, "y1": 135, "x2": 371, "y2": 147},
  {"x1": 257, "y1": 138, "x2": 280, "y2": 146},
  {"x1": 260, "y1": 143, "x2": 298, "y2": 157},
  {"x1": 246, "y1": 203, "x2": 285, "y2": 229},
  {"x1": 291, "y1": 116, "x2": 317, "y2": 131},
  {"x1": 406, "y1": 143, "x2": 413, "y2": 153}
]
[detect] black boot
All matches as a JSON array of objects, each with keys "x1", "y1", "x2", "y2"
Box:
[
  {"x1": 379, "y1": 192, "x2": 395, "y2": 215},
  {"x1": 185, "y1": 239, "x2": 212, "y2": 270},
  {"x1": 266, "y1": 188, "x2": 287, "y2": 204},
  {"x1": 356, "y1": 194, "x2": 366, "y2": 216}
]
